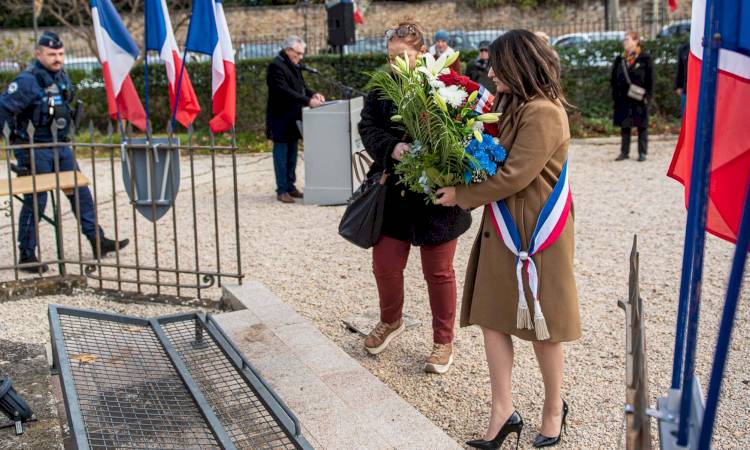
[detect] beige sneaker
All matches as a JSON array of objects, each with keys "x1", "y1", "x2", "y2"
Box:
[
  {"x1": 424, "y1": 342, "x2": 454, "y2": 374},
  {"x1": 364, "y1": 319, "x2": 405, "y2": 355}
]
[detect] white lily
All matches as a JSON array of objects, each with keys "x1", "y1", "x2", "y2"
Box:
[{"x1": 417, "y1": 52, "x2": 451, "y2": 81}]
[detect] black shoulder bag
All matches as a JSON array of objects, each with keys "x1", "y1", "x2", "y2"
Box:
[{"x1": 338, "y1": 153, "x2": 389, "y2": 249}]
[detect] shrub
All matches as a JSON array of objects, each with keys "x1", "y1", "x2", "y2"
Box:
[{"x1": 0, "y1": 36, "x2": 687, "y2": 139}]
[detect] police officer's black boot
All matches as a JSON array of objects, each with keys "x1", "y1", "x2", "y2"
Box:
[
  {"x1": 90, "y1": 236, "x2": 130, "y2": 258},
  {"x1": 18, "y1": 252, "x2": 49, "y2": 274}
]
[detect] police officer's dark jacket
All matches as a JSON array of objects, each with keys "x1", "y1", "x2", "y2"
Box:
[{"x1": 0, "y1": 60, "x2": 74, "y2": 144}]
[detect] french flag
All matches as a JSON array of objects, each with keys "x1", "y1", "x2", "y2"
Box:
[
  {"x1": 90, "y1": 0, "x2": 147, "y2": 130},
  {"x1": 145, "y1": 0, "x2": 201, "y2": 127},
  {"x1": 668, "y1": 0, "x2": 750, "y2": 243},
  {"x1": 184, "y1": 0, "x2": 236, "y2": 133}
]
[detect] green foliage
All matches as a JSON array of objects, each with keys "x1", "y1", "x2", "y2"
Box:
[{"x1": 0, "y1": 36, "x2": 687, "y2": 140}]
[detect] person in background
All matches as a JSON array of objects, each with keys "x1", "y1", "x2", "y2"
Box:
[
  {"x1": 610, "y1": 31, "x2": 653, "y2": 162},
  {"x1": 466, "y1": 40, "x2": 496, "y2": 94},
  {"x1": 675, "y1": 42, "x2": 690, "y2": 117},
  {"x1": 358, "y1": 19, "x2": 472, "y2": 375},
  {"x1": 0, "y1": 31, "x2": 129, "y2": 273},
  {"x1": 429, "y1": 29, "x2": 462, "y2": 73},
  {"x1": 266, "y1": 35, "x2": 326, "y2": 204}
]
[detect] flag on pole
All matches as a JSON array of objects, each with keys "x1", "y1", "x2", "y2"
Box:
[
  {"x1": 340, "y1": 0, "x2": 364, "y2": 24},
  {"x1": 184, "y1": 0, "x2": 235, "y2": 133},
  {"x1": 90, "y1": 0, "x2": 147, "y2": 130},
  {"x1": 145, "y1": 0, "x2": 201, "y2": 127},
  {"x1": 353, "y1": 1, "x2": 364, "y2": 25},
  {"x1": 668, "y1": 0, "x2": 750, "y2": 243}
]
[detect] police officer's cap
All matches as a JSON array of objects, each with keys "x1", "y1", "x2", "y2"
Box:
[
  {"x1": 478, "y1": 41, "x2": 490, "y2": 51},
  {"x1": 38, "y1": 31, "x2": 64, "y2": 49}
]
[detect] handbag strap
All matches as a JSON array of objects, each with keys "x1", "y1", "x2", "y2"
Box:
[
  {"x1": 621, "y1": 59, "x2": 633, "y2": 86},
  {"x1": 352, "y1": 150, "x2": 373, "y2": 184}
]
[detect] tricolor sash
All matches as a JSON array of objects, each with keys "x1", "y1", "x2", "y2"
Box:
[{"x1": 488, "y1": 160, "x2": 572, "y2": 340}]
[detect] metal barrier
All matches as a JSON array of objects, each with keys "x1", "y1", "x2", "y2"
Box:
[
  {"x1": 1, "y1": 120, "x2": 243, "y2": 300},
  {"x1": 48, "y1": 305, "x2": 313, "y2": 449}
]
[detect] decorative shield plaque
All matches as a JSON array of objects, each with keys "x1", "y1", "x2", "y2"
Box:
[{"x1": 122, "y1": 137, "x2": 180, "y2": 222}]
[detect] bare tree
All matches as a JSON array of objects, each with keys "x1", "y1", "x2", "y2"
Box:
[{"x1": 6, "y1": 0, "x2": 191, "y2": 61}]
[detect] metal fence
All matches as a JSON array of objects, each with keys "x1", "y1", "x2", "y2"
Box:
[
  {"x1": 0, "y1": 120, "x2": 243, "y2": 301},
  {"x1": 40, "y1": 15, "x2": 691, "y2": 73}
]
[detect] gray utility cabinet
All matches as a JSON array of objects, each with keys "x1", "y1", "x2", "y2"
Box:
[{"x1": 302, "y1": 97, "x2": 365, "y2": 206}]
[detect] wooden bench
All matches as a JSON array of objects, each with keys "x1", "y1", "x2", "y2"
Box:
[{"x1": 1, "y1": 171, "x2": 91, "y2": 272}]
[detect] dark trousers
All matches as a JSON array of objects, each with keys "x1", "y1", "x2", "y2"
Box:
[
  {"x1": 620, "y1": 127, "x2": 648, "y2": 157},
  {"x1": 372, "y1": 236, "x2": 458, "y2": 344},
  {"x1": 272, "y1": 140, "x2": 299, "y2": 195},
  {"x1": 14, "y1": 147, "x2": 101, "y2": 258}
]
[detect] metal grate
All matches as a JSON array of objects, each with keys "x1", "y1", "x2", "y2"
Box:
[
  {"x1": 161, "y1": 318, "x2": 297, "y2": 449},
  {"x1": 49, "y1": 306, "x2": 312, "y2": 450}
]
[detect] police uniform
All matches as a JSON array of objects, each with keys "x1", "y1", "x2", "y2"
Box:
[{"x1": 0, "y1": 32, "x2": 127, "y2": 270}]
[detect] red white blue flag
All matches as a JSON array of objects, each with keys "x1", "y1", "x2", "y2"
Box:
[
  {"x1": 668, "y1": 0, "x2": 750, "y2": 243},
  {"x1": 91, "y1": 0, "x2": 147, "y2": 130},
  {"x1": 184, "y1": 0, "x2": 236, "y2": 133},
  {"x1": 145, "y1": 0, "x2": 201, "y2": 127},
  {"x1": 489, "y1": 160, "x2": 572, "y2": 340}
]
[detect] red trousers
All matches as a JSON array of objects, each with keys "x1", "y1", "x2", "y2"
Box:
[{"x1": 372, "y1": 236, "x2": 458, "y2": 344}]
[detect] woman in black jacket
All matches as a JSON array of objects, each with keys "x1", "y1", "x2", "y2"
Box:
[
  {"x1": 611, "y1": 31, "x2": 654, "y2": 162},
  {"x1": 357, "y1": 19, "x2": 471, "y2": 374}
]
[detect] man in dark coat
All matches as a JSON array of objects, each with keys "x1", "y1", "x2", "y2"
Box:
[
  {"x1": 465, "y1": 41, "x2": 496, "y2": 94},
  {"x1": 610, "y1": 32, "x2": 654, "y2": 162},
  {"x1": 266, "y1": 36, "x2": 325, "y2": 203},
  {"x1": 675, "y1": 42, "x2": 690, "y2": 117}
]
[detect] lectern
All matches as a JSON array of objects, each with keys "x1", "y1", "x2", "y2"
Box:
[{"x1": 302, "y1": 97, "x2": 365, "y2": 205}]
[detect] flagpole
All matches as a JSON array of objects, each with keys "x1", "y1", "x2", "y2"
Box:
[
  {"x1": 675, "y1": 0, "x2": 723, "y2": 444},
  {"x1": 143, "y1": 0, "x2": 151, "y2": 134}
]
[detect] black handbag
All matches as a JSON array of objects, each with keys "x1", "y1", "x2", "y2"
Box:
[{"x1": 338, "y1": 170, "x2": 389, "y2": 249}]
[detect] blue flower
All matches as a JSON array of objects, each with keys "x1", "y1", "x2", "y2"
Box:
[{"x1": 463, "y1": 135, "x2": 507, "y2": 184}]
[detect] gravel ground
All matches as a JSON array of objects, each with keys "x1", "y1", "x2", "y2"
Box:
[{"x1": 1, "y1": 137, "x2": 748, "y2": 449}]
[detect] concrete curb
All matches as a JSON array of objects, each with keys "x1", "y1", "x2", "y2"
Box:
[{"x1": 217, "y1": 282, "x2": 462, "y2": 450}]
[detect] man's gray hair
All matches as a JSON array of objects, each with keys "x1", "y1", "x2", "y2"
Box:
[{"x1": 283, "y1": 36, "x2": 306, "y2": 50}]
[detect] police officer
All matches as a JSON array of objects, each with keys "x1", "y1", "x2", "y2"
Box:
[{"x1": 0, "y1": 31, "x2": 128, "y2": 273}]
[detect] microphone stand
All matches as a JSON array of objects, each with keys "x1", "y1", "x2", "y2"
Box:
[{"x1": 304, "y1": 70, "x2": 366, "y2": 99}]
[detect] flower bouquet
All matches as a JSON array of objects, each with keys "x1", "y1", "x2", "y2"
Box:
[{"x1": 366, "y1": 51, "x2": 507, "y2": 201}]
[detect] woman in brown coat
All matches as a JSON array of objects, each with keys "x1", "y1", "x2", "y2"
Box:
[{"x1": 436, "y1": 30, "x2": 581, "y2": 449}]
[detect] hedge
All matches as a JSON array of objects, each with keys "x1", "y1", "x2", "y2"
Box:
[{"x1": 0, "y1": 37, "x2": 688, "y2": 138}]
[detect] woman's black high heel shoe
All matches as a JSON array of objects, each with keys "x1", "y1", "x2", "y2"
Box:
[
  {"x1": 466, "y1": 410, "x2": 524, "y2": 449},
  {"x1": 532, "y1": 399, "x2": 569, "y2": 448}
]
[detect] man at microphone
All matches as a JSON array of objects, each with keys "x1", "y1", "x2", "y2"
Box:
[{"x1": 266, "y1": 36, "x2": 326, "y2": 204}]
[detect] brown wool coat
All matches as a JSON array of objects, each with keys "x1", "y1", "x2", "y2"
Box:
[{"x1": 455, "y1": 97, "x2": 581, "y2": 342}]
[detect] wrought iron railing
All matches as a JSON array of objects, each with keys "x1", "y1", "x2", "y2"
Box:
[{"x1": 1, "y1": 120, "x2": 243, "y2": 300}]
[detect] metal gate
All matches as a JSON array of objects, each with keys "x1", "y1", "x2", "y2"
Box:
[{"x1": 1, "y1": 120, "x2": 243, "y2": 300}]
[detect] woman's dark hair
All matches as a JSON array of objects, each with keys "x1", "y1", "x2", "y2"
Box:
[{"x1": 489, "y1": 29, "x2": 569, "y2": 110}]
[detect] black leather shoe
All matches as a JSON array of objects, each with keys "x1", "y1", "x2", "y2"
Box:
[
  {"x1": 637, "y1": 154, "x2": 647, "y2": 162},
  {"x1": 615, "y1": 153, "x2": 628, "y2": 161},
  {"x1": 91, "y1": 237, "x2": 130, "y2": 258},
  {"x1": 533, "y1": 399, "x2": 569, "y2": 448},
  {"x1": 18, "y1": 253, "x2": 49, "y2": 274},
  {"x1": 467, "y1": 410, "x2": 523, "y2": 449}
]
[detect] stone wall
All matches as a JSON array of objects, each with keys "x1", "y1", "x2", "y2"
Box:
[{"x1": 2, "y1": 0, "x2": 692, "y2": 56}]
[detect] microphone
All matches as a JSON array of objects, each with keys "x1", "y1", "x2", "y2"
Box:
[{"x1": 299, "y1": 63, "x2": 319, "y2": 74}]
